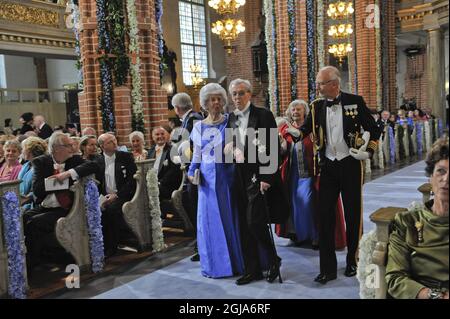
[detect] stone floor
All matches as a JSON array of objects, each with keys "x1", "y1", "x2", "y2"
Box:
[{"x1": 45, "y1": 159, "x2": 428, "y2": 299}]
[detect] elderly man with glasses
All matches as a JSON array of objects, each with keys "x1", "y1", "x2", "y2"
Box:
[{"x1": 23, "y1": 132, "x2": 98, "y2": 273}]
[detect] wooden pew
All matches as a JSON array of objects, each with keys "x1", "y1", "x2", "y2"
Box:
[
  {"x1": 122, "y1": 159, "x2": 154, "y2": 251},
  {"x1": 55, "y1": 176, "x2": 96, "y2": 271},
  {"x1": 417, "y1": 182, "x2": 432, "y2": 203},
  {"x1": 369, "y1": 206, "x2": 408, "y2": 299},
  {"x1": 0, "y1": 180, "x2": 28, "y2": 297}
]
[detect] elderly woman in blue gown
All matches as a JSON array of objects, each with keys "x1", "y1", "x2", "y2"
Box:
[{"x1": 187, "y1": 83, "x2": 244, "y2": 278}]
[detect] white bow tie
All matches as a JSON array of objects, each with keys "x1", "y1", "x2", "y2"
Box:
[{"x1": 234, "y1": 110, "x2": 244, "y2": 117}]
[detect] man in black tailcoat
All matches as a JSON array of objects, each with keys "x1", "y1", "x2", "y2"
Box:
[
  {"x1": 299, "y1": 66, "x2": 381, "y2": 284},
  {"x1": 228, "y1": 78, "x2": 289, "y2": 286}
]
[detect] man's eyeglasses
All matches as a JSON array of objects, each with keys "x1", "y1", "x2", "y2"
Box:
[
  {"x1": 315, "y1": 79, "x2": 335, "y2": 87},
  {"x1": 232, "y1": 90, "x2": 248, "y2": 97}
]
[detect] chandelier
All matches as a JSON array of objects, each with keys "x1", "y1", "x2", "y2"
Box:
[
  {"x1": 208, "y1": 0, "x2": 246, "y2": 15},
  {"x1": 327, "y1": 2, "x2": 354, "y2": 19},
  {"x1": 328, "y1": 43, "x2": 353, "y2": 63},
  {"x1": 190, "y1": 64, "x2": 205, "y2": 89},
  {"x1": 328, "y1": 24, "x2": 353, "y2": 39},
  {"x1": 211, "y1": 19, "x2": 245, "y2": 54}
]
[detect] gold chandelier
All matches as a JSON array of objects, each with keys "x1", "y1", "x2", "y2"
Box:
[
  {"x1": 328, "y1": 43, "x2": 353, "y2": 63},
  {"x1": 208, "y1": 0, "x2": 246, "y2": 15},
  {"x1": 211, "y1": 19, "x2": 245, "y2": 54},
  {"x1": 190, "y1": 64, "x2": 205, "y2": 89},
  {"x1": 327, "y1": 2, "x2": 354, "y2": 19},
  {"x1": 328, "y1": 24, "x2": 353, "y2": 39}
]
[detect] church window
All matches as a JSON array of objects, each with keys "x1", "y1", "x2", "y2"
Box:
[{"x1": 179, "y1": 0, "x2": 209, "y2": 85}]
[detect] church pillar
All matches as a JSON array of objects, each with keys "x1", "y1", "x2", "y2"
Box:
[
  {"x1": 427, "y1": 28, "x2": 445, "y2": 120},
  {"x1": 77, "y1": 0, "x2": 167, "y2": 146},
  {"x1": 34, "y1": 57, "x2": 48, "y2": 101}
]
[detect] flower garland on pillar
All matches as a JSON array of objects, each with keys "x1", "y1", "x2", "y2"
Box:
[
  {"x1": 155, "y1": 0, "x2": 166, "y2": 82},
  {"x1": 306, "y1": 0, "x2": 317, "y2": 102},
  {"x1": 287, "y1": 0, "x2": 297, "y2": 101},
  {"x1": 126, "y1": 0, "x2": 145, "y2": 133},
  {"x1": 96, "y1": 0, "x2": 115, "y2": 132},
  {"x1": 1, "y1": 192, "x2": 26, "y2": 299},
  {"x1": 69, "y1": 0, "x2": 83, "y2": 89},
  {"x1": 263, "y1": 0, "x2": 279, "y2": 114},
  {"x1": 146, "y1": 168, "x2": 166, "y2": 252},
  {"x1": 107, "y1": 0, "x2": 130, "y2": 87},
  {"x1": 83, "y1": 180, "x2": 105, "y2": 273},
  {"x1": 99, "y1": 58, "x2": 116, "y2": 132},
  {"x1": 316, "y1": 0, "x2": 325, "y2": 70}
]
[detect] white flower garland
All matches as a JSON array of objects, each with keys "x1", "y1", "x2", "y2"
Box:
[
  {"x1": 317, "y1": 0, "x2": 325, "y2": 70},
  {"x1": 264, "y1": 0, "x2": 277, "y2": 114},
  {"x1": 378, "y1": 137, "x2": 384, "y2": 169},
  {"x1": 424, "y1": 120, "x2": 431, "y2": 153},
  {"x1": 146, "y1": 168, "x2": 166, "y2": 252},
  {"x1": 126, "y1": 0, "x2": 144, "y2": 131},
  {"x1": 357, "y1": 229, "x2": 377, "y2": 299}
]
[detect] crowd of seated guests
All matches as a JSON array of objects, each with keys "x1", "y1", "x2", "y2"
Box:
[{"x1": 0, "y1": 113, "x2": 190, "y2": 273}]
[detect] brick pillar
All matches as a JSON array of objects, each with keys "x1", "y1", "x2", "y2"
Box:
[
  {"x1": 224, "y1": 0, "x2": 266, "y2": 107},
  {"x1": 274, "y1": 0, "x2": 290, "y2": 111},
  {"x1": 383, "y1": 0, "x2": 397, "y2": 111},
  {"x1": 77, "y1": 0, "x2": 167, "y2": 147},
  {"x1": 404, "y1": 52, "x2": 428, "y2": 110},
  {"x1": 296, "y1": 0, "x2": 310, "y2": 105},
  {"x1": 355, "y1": 0, "x2": 378, "y2": 109}
]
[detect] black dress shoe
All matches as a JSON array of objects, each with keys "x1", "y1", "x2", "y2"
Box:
[
  {"x1": 344, "y1": 265, "x2": 357, "y2": 277},
  {"x1": 190, "y1": 253, "x2": 200, "y2": 262},
  {"x1": 235, "y1": 273, "x2": 264, "y2": 286},
  {"x1": 266, "y1": 257, "x2": 283, "y2": 283},
  {"x1": 314, "y1": 273, "x2": 337, "y2": 285}
]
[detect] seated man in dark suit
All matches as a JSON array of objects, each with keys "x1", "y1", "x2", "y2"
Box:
[
  {"x1": 33, "y1": 115, "x2": 53, "y2": 140},
  {"x1": 23, "y1": 132, "x2": 98, "y2": 271},
  {"x1": 96, "y1": 133, "x2": 137, "y2": 256},
  {"x1": 148, "y1": 127, "x2": 182, "y2": 222}
]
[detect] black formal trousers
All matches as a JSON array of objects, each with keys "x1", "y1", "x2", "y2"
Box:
[
  {"x1": 235, "y1": 164, "x2": 277, "y2": 276},
  {"x1": 101, "y1": 197, "x2": 128, "y2": 255},
  {"x1": 318, "y1": 156, "x2": 363, "y2": 275},
  {"x1": 23, "y1": 206, "x2": 69, "y2": 267}
]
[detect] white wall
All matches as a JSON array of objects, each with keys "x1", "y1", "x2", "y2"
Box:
[
  {"x1": 46, "y1": 58, "x2": 78, "y2": 102},
  {"x1": 3, "y1": 55, "x2": 38, "y2": 101}
]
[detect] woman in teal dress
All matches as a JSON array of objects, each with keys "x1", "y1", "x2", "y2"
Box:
[
  {"x1": 18, "y1": 137, "x2": 47, "y2": 210},
  {"x1": 188, "y1": 83, "x2": 244, "y2": 278}
]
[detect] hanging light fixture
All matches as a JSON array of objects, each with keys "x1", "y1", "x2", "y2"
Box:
[
  {"x1": 328, "y1": 43, "x2": 353, "y2": 63},
  {"x1": 190, "y1": 64, "x2": 205, "y2": 89},
  {"x1": 211, "y1": 18, "x2": 245, "y2": 54},
  {"x1": 327, "y1": 2, "x2": 354, "y2": 19},
  {"x1": 208, "y1": 0, "x2": 246, "y2": 15},
  {"x1": 328, "y1": 23, "x2": 353, "y2": 39}
]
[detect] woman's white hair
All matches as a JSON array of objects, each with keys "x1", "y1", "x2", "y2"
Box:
[
  {"x1": 129, "y1": 130, "x2": 145, "y2": 144},
  {"x1": 199, "y1": 83, "x2": 228, "y2": 109},
  {"x1": 285, "y1": 99, "x2": 309, "y2": 122}
]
